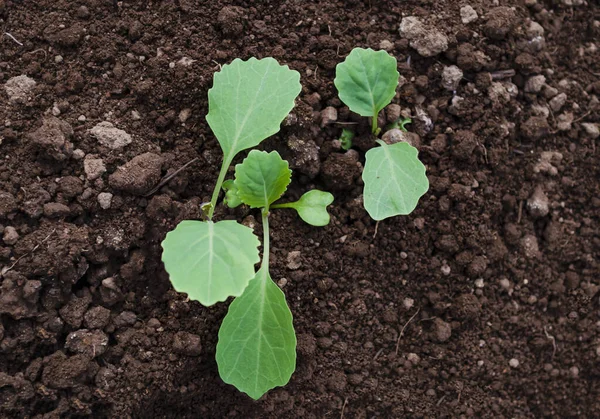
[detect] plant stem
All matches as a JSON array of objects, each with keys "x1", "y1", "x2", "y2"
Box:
[
  {"x1": 270, "y1": 202, "x2": 294, "y2": 210},
  {"x1": 371, "y1": 113, "x2": 378, "y2": 134},
  {"x1": 261, "y1": 209, "x2": 270, "y2": 269},
  {"x1": 208, "y1": 155, "x2": 233, "y2": 220}
]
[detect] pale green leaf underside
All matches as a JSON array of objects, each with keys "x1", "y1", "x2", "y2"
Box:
[
  {"x1": 216, "y1": 266, "x2": 296, "y2": 400},
  {"x1": 206, "y1": 57, "x2": 302, "y2": 160},
  {"x1": 235, "y1": 150, "x2": 292, "y2": 209},
  {"x1": 334, "y1": 48, "x2": 399, "y2": 117},
  {"x1": 275, "y1": 190, "x2": 334, "y2": 226},
  {"x1": 161, "y1": 220, "x2": 260, "y2": 306},
  {"x1": 363, "y1": 141, "x2": 429, "y2": 221}
]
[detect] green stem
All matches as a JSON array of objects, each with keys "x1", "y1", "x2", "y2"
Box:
[
  {"x1": 208, "y1": 155, "x2": 233, "y2": 220},
  {"x1": 270, "y1": 202, "x2": 294, "y2": 210},
  {"x1": 371, "y1": 113, "x2": 378, "y2": 134},
  {"x1": 261, "y1": 209, "x2": 270, "y2": 270}
]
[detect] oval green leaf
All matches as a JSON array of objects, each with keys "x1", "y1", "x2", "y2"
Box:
[
  {"x1": 161, "y1": 220, "x2": 260, "y2": 306},
  {"x1": 206, "y1": 57, "x2": 301, "y2": 161},
  {"x1": 363, "y1": 141, "x2": 429, "y2": 221},
  {"x1": 334, "y1": 48, "x2": 399, "y2": 118},
  {"x1": 235, "y1": 150, "x2": 291, "y2": 209},
  {"x1": 216, "y1": 266, "x2": 296, "y2": 400},
  {"x1": 272, "y1": 190, "x2": 334, "y2": 226}
]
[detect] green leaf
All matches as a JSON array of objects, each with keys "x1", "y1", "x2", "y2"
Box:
[
  {"x1": 222, "y1": 179, "x2": 242, "y2": 208},
  {"x1": 272, "y1": 190, "x2": 334, "y2": 226},
  {"x1": 334, "y1": 48, "x2": 399, "y2": 119},
  {"x1": 161, "y1": 220, "x2": 260, "y2": 306},
  {"x1": 340, "y1": 128, "x2": 354, "y2": 151},
  {"x1": 206, "y1": 57, "x2": 301, "y2": 161},
  {"x1": 363, "y1": 141, "x2": 429, "y2": 221},
  {"x1": 235, "y1": 150, "x2": 291, "y2": 209},
  {"x1": 216, "y1": 265, "x2": 296, "y2": 400}
]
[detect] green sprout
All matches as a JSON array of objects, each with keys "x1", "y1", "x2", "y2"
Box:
[
  {"x1": 339, "y1": 128, "x2": 354, "y2": 150},
  {"x1": 334, "y1": 48, "x2": 429, "y2": 221},
  {"x1": 387, "y1": 116, "x2": 412, "y2": 132},
  {"x1": 161, "y1": 57, "x2": 333, "y2": 400}
]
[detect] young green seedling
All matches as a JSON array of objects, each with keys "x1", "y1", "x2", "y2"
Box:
[
  {"x1": 339, "y1": 128, "x2": 355, "y2": 151},
  {"x1": 335, "y1": 48, "x2": 429, "y2": 221},
  {"x1": 217, "y1": 150, "x2": 333, "y2": 399},
  {"x1": 161, "y1": 57, "x2": 334, "y2": 400}
]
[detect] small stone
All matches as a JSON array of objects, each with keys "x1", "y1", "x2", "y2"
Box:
[
  {"x1": 113, "y1": 311, "x2": 137, "y2": 328},
  {"x1": 78, "y1": 115, "x2": 86, "y2": 122},
  {"x1": 100, "y1": 278, "x2": 123, "y2": 306},
  {"x1": 499, "y1": 278, "x2": 512, "y2": 290},
  {"x1": 28, "y1": 117, "x2": 74, "y2": 161},
  {"x1": 386, "y1": 104, "x2": 402, "y2": 123},
  {"x1": 65, "y1": 329, "x2": 109, "y2": 358},
  {"x1": 474, "y1": 278, "x2": 485, "y2": 288},
  {"x1": 381, "y1": 129, "x2": 420, "y2": 147},
  {"x1": 441, "y1": 65, "x2": 463, "y2": 91},
  {"x1": 483, "y1": 7, "x2": 516, "y2": 40},
  {"x1": 72, "y1": 149, "x2": 85, "y2": 160},
  {"x1": 178, "y1": 108, "x2": 192, "y2": 123},
  {"x1": 320, "y1": 106, "x2": 338, "y2": 127},
  {"x1": 460, "y1": 5, "x2": 479, "y2": 24},
  {"x1": 441, "y1": 264, "x2": 451, "y2": 276},
  {"x1": 84, "y1": 157, "x2": 106, "y2": 180},
  {"x1": 399, "y1": 16, "x2": 448, "y2": 57},
  {"x1": 407, "y1": 353, "x2": 420, "y2": 364},
  {"x1": 379, "y1": 39, "x2": 394, "y2": 51},
  {"x1": 403, "y1": 298, "x2": 415, "y2": 310},
  {"x1": 524, "y1": 75, "x2": 546, "y2": 93},
  {"x1": 520, "y1": 234, "x2": 540, "y2": 259},
  {"x1": 97, "y1": 193, "x2": 113, "y2": 210},
  {"x1": 287, "y1": 250, "x2": 302, "y2": 270},
  {"x1": 527, "y1": 186, "x2": 549, "y2": 218},
  {"x1": 173, "y1": 331, "x2": 202, "y2": 356},
  {"x1": 581, "y1": 123, "x2": 599, "y2": 139},
  {"x1": 569, "y1": 366, "x2": 579, "y2": 377},
  {"x1": 542, "y1": 84, "x2": 559, "y2": 99},
  {"x1": 549, "y1": 93, "x2": 567, "y2": 112},
  {"x1": 521, "y1": 116, "x2": 550, "y2": 140},
  {"x1": 54, "y1": 55, "x2": 64, "y2": 63},
  {"x1": 556, "y1": 112, "x2": 573, "y2": 131},
  {"x1": 432, "y1": 318, "x2": 452, "y2": 342},
  {"x1": 2, "y1": 226, "x2": 19, "y2": 245},
  {"x1": 89, "y1": 122, "x2": 132, "y2": 150},
  {"x1": 509, "y1": 358, "x2": 519, "y2": 368},
  {"x1": 4, "y1": 75, "x2": 37, "y2": 104},
  {"x1": 131, "y1": 110, "x2": 142, "y2": 120}
]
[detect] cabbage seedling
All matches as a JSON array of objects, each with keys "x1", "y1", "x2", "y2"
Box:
[
  {"x1": 217, "y1": 149, "x2": 333, "y2": 399},
  {"x1": 334, "y1": 48, "x2": 429, "y2": 221},
  {"x1": 161, "y1": 57, "x2": 333, "y2": 399}
]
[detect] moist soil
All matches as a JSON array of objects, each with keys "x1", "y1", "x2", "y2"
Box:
[{"x1": 1, "y1": 0, "x2": 599, "y2": 417}]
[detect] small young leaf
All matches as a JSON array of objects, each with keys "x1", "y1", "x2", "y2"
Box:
[
  {"x1": 216, "y1": 266, "x2": 296, "y2": 400},
  {"x1": 363, "y1": 141, "x2": 429, "y2": 221},
  {"x1": 161, "y1": 220, "x2": 260, "y2": 306},
  {"x1": 235, "y1": 150, "x2": 291, "y2": 209},
  {"x1": 334, "y1": 48, "x2": 399, "y2": 120},
  {"x1": 206, "y1": 57, "x2": 301, "y2": 162},
  {"x1": 339, "y1": 128, "x2": 354, "y2": 151},
  {"x1": 272, "y1": 190, "x2": 334, "y2": 226},
  {"x1": 222, "y1": 179, "x2": 242, "y2": 208}
]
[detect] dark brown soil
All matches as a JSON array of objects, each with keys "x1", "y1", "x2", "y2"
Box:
[{"x1": 1, "y1": 0, "x2": 599, "y2": 417}]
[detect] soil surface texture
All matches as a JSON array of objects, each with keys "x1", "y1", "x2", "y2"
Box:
[{"x1": 0, "y1": 0, "x2": 599, "y2": 417}]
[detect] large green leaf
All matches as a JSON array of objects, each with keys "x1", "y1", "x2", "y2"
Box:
[
  {"x1": 272, "y1": 190, "x2": 334, "y2": 226},
  {"x1": 206, "y1": 57, "x2": 301, "y2": 161},
  {"x1": 234, "y1": 150, "x2": 291, "y2": 209},
  {"x1": 334, "y1": 48, "x2": 399, "y2": 118},
  {"x1": 363, "y1": 141, "x2": 429, "y2": 220},
  {"x1": 161, "y1": 220, "x2": 260, "y2": 306},
  {"x1": 216, "y1": 265, "x2": 296, "y2": 400}
]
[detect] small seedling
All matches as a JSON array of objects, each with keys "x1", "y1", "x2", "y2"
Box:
[
  {"x1": 335, "y1": 48, "x2": 429, "y2": 220},
  {"x1": 339, "y1": 128, "x2": 355, "y2": 150},
  {"x1": 161, "y1": 57, "x2": 333, "y2": 400}
]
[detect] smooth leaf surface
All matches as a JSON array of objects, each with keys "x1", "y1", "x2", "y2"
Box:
[
  {"x1": 206, "y1": 57, "x2": 301, "y2": 160},
  {"x1": 216, "y1": 266, "x2": 296, "y2": 400},
  {"x1": 363, "y1": 141, "x2": 429, "y2": 220},
  {"x1": 222, "y1": 179, "x2": 242, "y2": 208},
  {"x1": 334, "y1": 48, "x2": 399, "y2": 118},
  {"x1": 161, "y1": 220, "x2": 260, "y2": 306},
  {"x1": 235, "y1": 150, "x2": 291, "y2": 209},
  {"x1": 273, "y1": 190, "x2": 334, "y2": 226}
]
